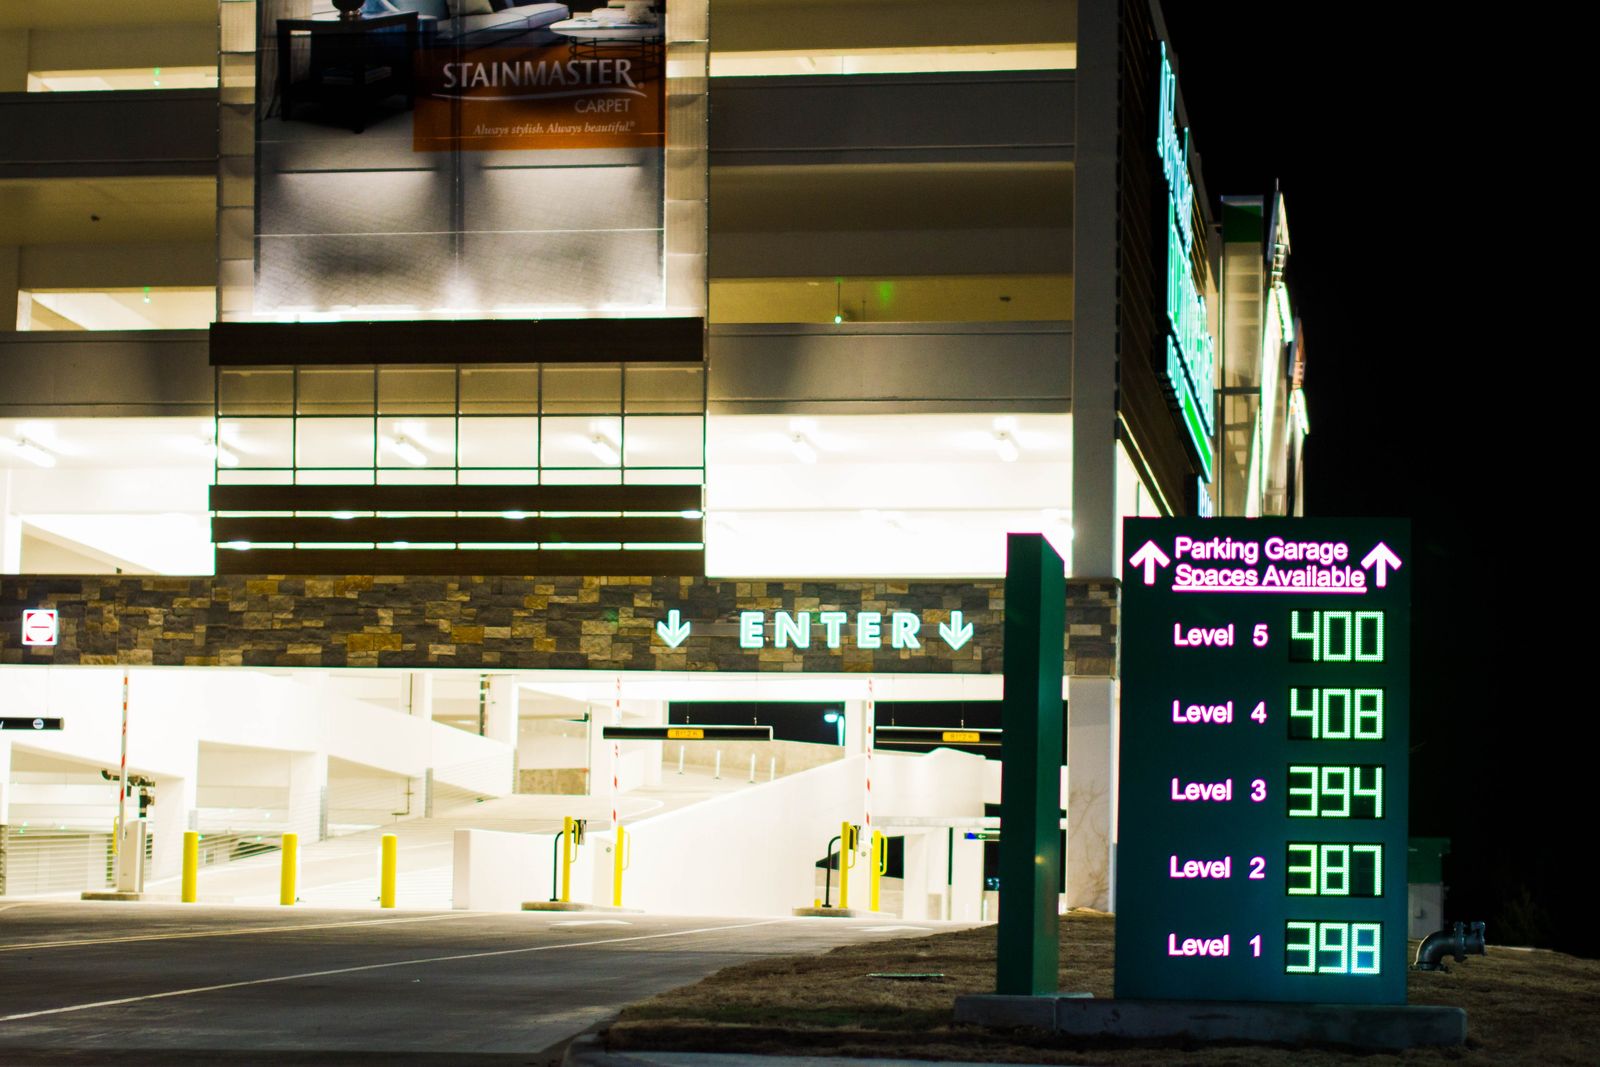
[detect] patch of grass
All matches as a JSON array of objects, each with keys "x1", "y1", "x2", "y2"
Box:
[{"x1": 608, "y1": 912, "x2": 1600, "y2": 1065}]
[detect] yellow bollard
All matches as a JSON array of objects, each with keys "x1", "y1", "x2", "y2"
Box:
[
  {"x1": 870, "y1": 830, "x2": 887, "y2": 913},
  {"x1": 838, "y1": 821, "x2": 858, "y2": 910},
  {"x1": 279, "y1": 832, "x2": 299, "y2": 906},
  {"x1": 612, "y1": 826, "x2": 630, "y2": 908},
  {"x1": 560, "y1": 816, "x2": 575, "y2": 903},
  {"x1": 181, "y1": 830, "x2": 199, "y2": 903},
  {"x1": 380, "y1": 833, "x2": 398, "y2": 908}
]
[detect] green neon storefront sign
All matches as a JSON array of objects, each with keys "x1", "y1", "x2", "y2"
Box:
[{"x1": 1157, "y1": 43, "x2": 1216, "y2": 482}]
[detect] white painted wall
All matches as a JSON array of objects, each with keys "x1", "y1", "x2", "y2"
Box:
[
  {"x1": 453, "y1": 828, "x2": 545, "y2": 912},
  {"x1": 517, "y1": 732, "x2": 587, "y2": 770},
  {"x1": 599, "y1": 748, "x2": 986, "y2": 916}
]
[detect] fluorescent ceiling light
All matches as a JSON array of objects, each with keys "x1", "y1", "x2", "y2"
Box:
[
  {"x1": 389, "y1": 435, "x2": 427, "y2": 466},
  {"x1": 8, "y1": 437, "x2": 56, "y2": 468},
  {"x1": 589, "y1": 434, "x2": 620, "y2": 466}
]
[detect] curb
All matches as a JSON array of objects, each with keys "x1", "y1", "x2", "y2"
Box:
[
  {"x1": 561, "y1": 1034, "x2": 672, "y2": 1067},
  {"x1": 561, "y1": 1035, "x2": 1064, "y2": 1067}
]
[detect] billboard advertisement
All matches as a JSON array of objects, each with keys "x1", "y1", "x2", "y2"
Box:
[{"x1": 254, "y1": 2, "x2": 675, "y2": 318}]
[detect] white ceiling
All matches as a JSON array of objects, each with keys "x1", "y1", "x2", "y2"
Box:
[
  {"x1": 0, "y1": 417, "x2": 218, "y2": 471},
  {"x1": 0, "y1": 177, "x2": 215, "y2": 247},
  {"x1": 704, "y1": 412, "x2": 1072, "y2": 577},
  {"x1": 0, "y1": 413, "x2": 1074, "y2": 578},
  {"x1": 710, "y1": 411, "x2": 1067, "y2": 462}
]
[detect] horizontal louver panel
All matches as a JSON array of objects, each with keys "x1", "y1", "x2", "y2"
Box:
[
  {"x1": 211, "y1": 515, "x2": 701, "y2": 544},
  {"x1": 210, "y1": 318, "x2": 705, "y2": 366},
  {"x1": 210, "y1": 483, "x2": 702, "y2": 512},
  {"x1": 213, "y1": 548, "x2": 705, "y2": 576}
]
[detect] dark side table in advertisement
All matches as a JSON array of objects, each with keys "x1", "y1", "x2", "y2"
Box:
[
  {"x1": 276, "y1": 11, "x2": 422, "y2": 133},
  {"x1": 549, "y1": 18, "x2": 665, "y2": 81}
]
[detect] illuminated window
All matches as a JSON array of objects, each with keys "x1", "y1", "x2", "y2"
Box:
[
  {"x1": 16, "y1": 289, "x2": 215, "y2": 331},
  {"x1": 215, "y1": 363, "x2": 705, "y2": 489},
  {"x1": 26, "y1": 67, "x2": 219, "y2": 92},
  {"x1": 710, "y1": 46, "x2": 1074, "y2": 78}
]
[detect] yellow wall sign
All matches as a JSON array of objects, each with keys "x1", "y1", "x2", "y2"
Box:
[
  {"x1": 666, "y1": 727, "x2": 705, "y2": 740},
  {"x1": 942, "y1": 730, "x2": 982, "y2": 744}
]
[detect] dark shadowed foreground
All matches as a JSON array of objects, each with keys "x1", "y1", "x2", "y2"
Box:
[{"x1": 609, "y1": 912, "x2": 1600, "y2": 1065}]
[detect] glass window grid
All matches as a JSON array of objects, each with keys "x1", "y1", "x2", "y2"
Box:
[{"x1": 215, "y1": 362, "x2": 706, "y2": 485}]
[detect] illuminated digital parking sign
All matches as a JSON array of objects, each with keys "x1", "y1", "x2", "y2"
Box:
[{"x1": 1116, "y1": 518, "x2": 1410, "y2": 1005}]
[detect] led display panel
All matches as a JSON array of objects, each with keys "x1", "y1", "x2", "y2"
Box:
[{"x1": 1115, "y1": 518, "x2": 1410, "y2": 1004}]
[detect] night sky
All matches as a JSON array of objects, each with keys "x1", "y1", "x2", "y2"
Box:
[{"x1": 1158, "y1": 7, "x2": 1574, "y2": 953}]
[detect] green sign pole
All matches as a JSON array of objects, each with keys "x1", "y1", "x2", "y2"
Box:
[{"x1": 996, "y1": 532, "x2": 1065, "y2": 995}]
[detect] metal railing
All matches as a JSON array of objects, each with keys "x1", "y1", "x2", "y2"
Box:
[{"x1": 0, "y1": 826, "x2": 114, "y2": 896}]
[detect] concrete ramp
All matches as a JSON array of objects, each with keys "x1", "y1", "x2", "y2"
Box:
[{"x1": 593, "y1": 748, "x2": 989, "y2": 917}]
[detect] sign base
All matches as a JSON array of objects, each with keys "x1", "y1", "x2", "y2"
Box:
[{"x1": 953, "y1": 995, "x2": 1465, "y2": 1050}]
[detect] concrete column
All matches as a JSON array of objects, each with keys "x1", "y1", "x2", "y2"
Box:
[
  {"x1": 901, "y1": 830, "x2": 930, "y2": 920},
  {"x1": 148, "y1": 753, "x2": 198, "y2": 883},
  {"x1": 0, "y1": 736, "x2": 12, "y2": 825},
  {"x1": 1071, "y1": 0, "x2": 1121, "y2": 579},
  {"x1": 586, "y1": 702, "x2": 608, "y2": 797},
  {"x1": 287, "y1": 750, "x2": 329, "y2": 842},
  {"x1": 930, "y1": 827, "x2": 953, "y2": 919},
  {"x1": 408, "y1": 672, "x2": 435, "y2": 719},
  {"x1": 483, "y1": 675, "x2": 518, "y2": 746},
  {"x1": 1, "y1": 467, "x2": 21, "y2": 574},
  {"x1": 0, "y1": 31, "x2": 27, "y2": 93},
  {"x1": 950, "y1": 830, "x2": 985, "y2": 922},
  {"x1": 841, "y1": 699, "x2": 868, "y2": 757},
  {"x1": 0, "y1": 245, "x2": 19, "y2": 333},
  {"x1": 638, "y1": 700, "x2": 666, "y2": 789},
  {"x1": 1066, "y1": 676, "x2": 1117, "y2": 911},
  {"x1": 1067, "y1": 0, "x2": 1123, "y2": 919}
]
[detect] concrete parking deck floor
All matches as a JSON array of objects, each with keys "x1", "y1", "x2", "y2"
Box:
[{"x1": 0, "y1": 901, "x2": 956, "y2": 1065}]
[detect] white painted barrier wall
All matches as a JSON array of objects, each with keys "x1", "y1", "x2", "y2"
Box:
[
  {"x1": 453, "y1": 826, "x2": 608, "y2": 911},
  {"x1": 453, "y1": 828, "x2": 544, "y2": 912},
  {"x1": 600, "y1": 748, "x2": 987, "y2": 917}
]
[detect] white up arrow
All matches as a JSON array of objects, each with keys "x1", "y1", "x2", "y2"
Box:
[
  {"x1": 1359, "y1": 542, "x2": 1402, "y2": 588},
  {"x1": 1128, "y1": 540, "x2": 1172, "y2": 585},
  {"x1": 938, "y1": 610, "x2": 974, "y2": 651},
  {"x1": 655, "y1": 609, "x2": 692, "y2": 648}
]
